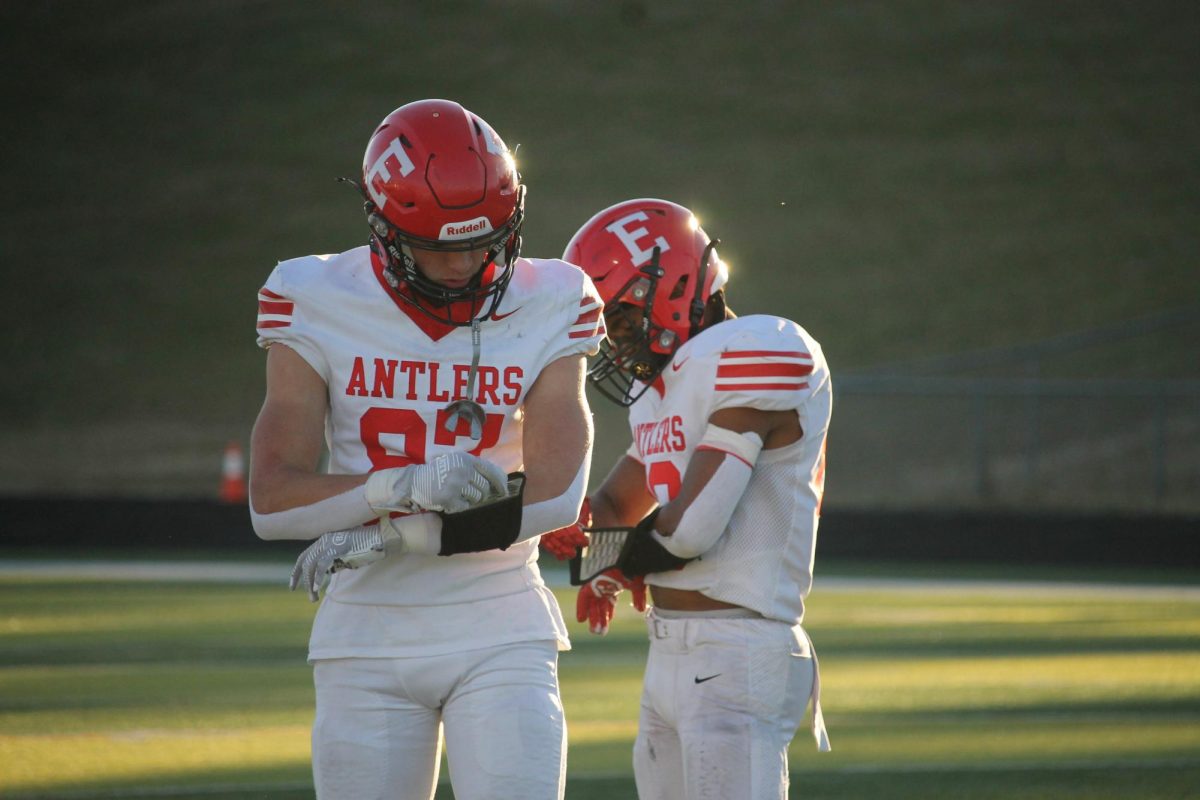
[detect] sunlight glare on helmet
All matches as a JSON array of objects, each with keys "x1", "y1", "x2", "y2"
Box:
[{"x1": 688, "y1": 216, "x2": 699, "y2": 231}]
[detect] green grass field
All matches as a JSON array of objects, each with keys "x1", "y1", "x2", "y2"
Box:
[{"x1": 2, "y1": 558, "x2": 1198, "y2": 799}]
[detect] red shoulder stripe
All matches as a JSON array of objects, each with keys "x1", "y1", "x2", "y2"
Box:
[
  {"x1": 257, "y1": 288, "x2": 294, "y2": 330},
  {"x1": 717, "y1": 362, "x2": 813, "y2": 379},
  {"x1": 258, "y1": 299, "x2": 294, "y2": 316},
  {"x1": 573, "y1": 306, "x2": 602, "y2": 326},
  {"x1": 569, "y1": 297, "x2": 605, "y2": 339}
]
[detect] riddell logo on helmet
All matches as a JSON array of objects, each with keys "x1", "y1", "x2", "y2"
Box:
[{"x1": 440, "y1": 217, "x2": 494, "y2": 240}]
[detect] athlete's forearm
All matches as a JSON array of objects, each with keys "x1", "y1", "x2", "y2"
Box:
[
  {"x1": 516, "y1": 454, "x2": 589, "y2": 543},
  {"x1": 590, "y1": 456, "x2": 657, "y2": 528},
  {"x1": 250, "y1": 479, "x2": 375, "y2": 541},
  {"x1": 250, "y1": 465, "x2": 369, "y2": 516},
  {"x1": 251, "y1": 453, "x2": 507, "y2": 542},
  {"x1": 589, "y1": 486, "x2": 631, "y2": 528}
]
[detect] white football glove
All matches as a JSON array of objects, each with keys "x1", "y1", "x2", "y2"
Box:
[
  {"x1": 289, "y1": 525, "x2": 399, "y2": 602},
  {"x1": 365, "y1": 452, "x2": 508, "y2": 514}
]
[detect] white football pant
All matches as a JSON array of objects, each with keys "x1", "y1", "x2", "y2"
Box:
[
  {"x1": 311, "y1": 640, "x2": 565, "y2": 800},
  {"x1": 633, "y1": 609, "x2": 817, "y2": 800}
]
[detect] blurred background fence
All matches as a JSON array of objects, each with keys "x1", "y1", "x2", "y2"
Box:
[
  {"x1": 831, "y1": 307, "x2": 1200, "y2": 513},
  {"x1": 834, "y1": 376, "x2": 1198, "y2": 512}
]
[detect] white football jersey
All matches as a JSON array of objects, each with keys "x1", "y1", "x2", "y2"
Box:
[
  {"x1": 256, "y1": 245, "x2": 604, "y2": 658},
  {"x1": 626, "y1": 315, "x2": 831, "y2": 625}
]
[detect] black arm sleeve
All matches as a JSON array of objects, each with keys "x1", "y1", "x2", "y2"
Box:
[
  {"x1": 437, "y1": 473, "x2": 526, "y2": 556},
  {"x1": 615, "y1": 510, "x2": 694, "y2": 577}
]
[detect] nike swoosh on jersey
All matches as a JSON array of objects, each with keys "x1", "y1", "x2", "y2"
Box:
[
  {"x1": 671, "y1": 356, "x2": 690, "y2": 371},
  {"x1": 490, "y1": 307, "x2": 522, "y2": 321},
  {"x1": 694, "y1": 673, "x2": 721, "y2": 684}
]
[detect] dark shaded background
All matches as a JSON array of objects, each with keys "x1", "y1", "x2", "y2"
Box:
[{"x1": 1, "y1": 1, "x2": 1197, "y2": 510}]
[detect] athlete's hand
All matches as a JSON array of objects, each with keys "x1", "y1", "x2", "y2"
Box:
[
  {"x1": 366, "y1": 452, "x2": 508, "y2": 514},
  {"x1": 289, "y1": 525, "x2": 398, "y2": 602},
  {"x1": 575, "y1": 568, "x2": 647, "y2": 636},
  {"x1": 540, "y1": 497, "x2": 591, "y2": 561}
]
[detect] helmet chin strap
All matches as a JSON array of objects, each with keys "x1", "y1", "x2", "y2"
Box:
[
  {"x1": 396, "y1": 240, "x2": 508, "y2": 302},
  {"x1": 631, "y1": 246, "x2": 676, "y2": 374},
  {"x1": 376, "y1": 242, "x2": 501, "y2": 327},
  {"x1": 399, "y1": 243, "x2": 475, "y2": 298},
  {"x1": 442, "y1": 319, "x2": 487, "y2": 440}
]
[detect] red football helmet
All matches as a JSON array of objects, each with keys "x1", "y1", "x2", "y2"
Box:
[
  {"x1": 563, "y1": 199, "x2": 728, "y2": 406},
  {"x1": 356, "y1": 99, "x2": 525, "y2": 325}
]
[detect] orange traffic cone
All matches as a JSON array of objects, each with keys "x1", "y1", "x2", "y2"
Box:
[{"x1": 220, "y1": 441, "x2": 248, "y2": 504}]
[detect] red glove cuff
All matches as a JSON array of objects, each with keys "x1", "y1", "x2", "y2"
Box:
[{"x1": 539, "y1": 497, "x2": 593, "y2": 561}]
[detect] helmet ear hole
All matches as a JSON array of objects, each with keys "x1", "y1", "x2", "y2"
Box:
[
  {"x1": 629, "y1": 278, "x2": 652, "y2": 302},
  {"x1": 669, "y1": 275, "x2": 689, "y2": 300},
  {"x1": 368, "y1": 213, "x2": 390, "y2": 238}
]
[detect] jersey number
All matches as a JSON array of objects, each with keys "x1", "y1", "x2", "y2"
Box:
[
  {"x1": 646, "y1": 460, "x2": 682, "y2": 505},
  {"x1": 360, "y1": 407, "x2": 504, "y2": 468},
  {"x1": 647, "y1": 442, "x2": 829, "y2": 512}
]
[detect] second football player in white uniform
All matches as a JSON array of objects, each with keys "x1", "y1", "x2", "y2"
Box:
[
  {"x1": 553, "y1": 198, "x2": 831, "y2": 799},
  {"x1": 249, "y1": 100, "x2": 604, "y2": 800}
]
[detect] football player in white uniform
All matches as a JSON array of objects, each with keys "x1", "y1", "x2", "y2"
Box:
[
  {"x1": 555, "y1": 198, "x2": 832, "y2": 799},
  {"x1": 248, "y1": 100, "x2": 604, "y2": 800}
]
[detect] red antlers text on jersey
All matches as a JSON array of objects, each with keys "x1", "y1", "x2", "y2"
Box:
[
  {"x1": 344, "y1": 356, "x2": 524, "y2": 406},
  {"x1": 634, "y1": 415, "x2": 685, "y2": 457}
]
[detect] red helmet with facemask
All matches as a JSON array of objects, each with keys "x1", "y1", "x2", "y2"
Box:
[
  {"x1": 563, "y1": 198, "x2": 728, "y2": 406},
  {"x1": 357, "y1": 99, "x2": 525, "y2": 325}
]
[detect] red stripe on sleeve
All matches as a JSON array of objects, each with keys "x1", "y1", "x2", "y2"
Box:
[
  {"x1": 256, "y1": 320, "x2": 291, "y2": 329},
  {"x1": 568, "y1": 310, "x2": 605, "y2": 340},
  {"x1": 573, "y1": 307, "x2": 602, "y2": 325},
  {"x1": 259, "y1": 288, "x2": 288, "y2": 300},
  {"x1": 257, "y1": 300, "x2": 294, "y2": 316},
  {"x1": 717, "y1": 362, "x2": 813, "y2": 378}
]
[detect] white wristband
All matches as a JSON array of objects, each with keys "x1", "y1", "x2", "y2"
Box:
[
  {"x1": 384, "y1": 451, "x2": 588, "y2": 553},
  {"x1": 364, "y1": 467, "x2": 414, "y2": 512},
  {"x1": 364, "y1": 449, "x2": 590, "y2": 553},
  {"x1": 696, "y1": 424, "x2": 763, "y2": 467},
  {"x1": 379, "y1": 512, "x2": 444, "y2": 555}
]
